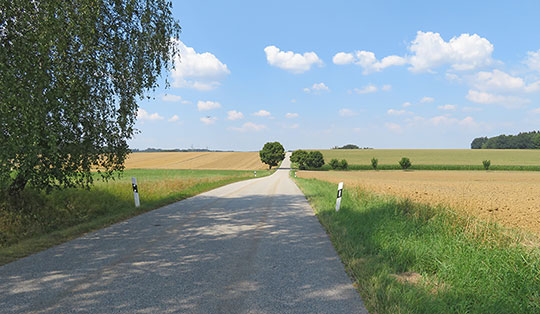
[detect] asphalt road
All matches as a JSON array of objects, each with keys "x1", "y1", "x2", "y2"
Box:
[{"x1": 0, "y1": 153, "x2": 367, "y2": 313}]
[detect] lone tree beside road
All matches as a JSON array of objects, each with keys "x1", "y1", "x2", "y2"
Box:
[
  {"x1": 0, "y1": 0, "x2": 180, "y2": 196},
  {"x1": 259, "y1": 142, "x2": 285, "y2": 169}
]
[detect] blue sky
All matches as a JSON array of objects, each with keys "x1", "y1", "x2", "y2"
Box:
[{"x1": 130, "y1": 0, "x2": 540, "y2": 151}]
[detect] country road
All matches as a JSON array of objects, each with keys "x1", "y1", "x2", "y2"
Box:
[{"x1": 0, "y1": 153, "x2": 367, "y2": 313}]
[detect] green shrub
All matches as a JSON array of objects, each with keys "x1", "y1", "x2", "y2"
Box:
[
  {"x1": 291, "y1": 150, "x2": 309, "y2": 169},
  {"x1": 399, "y1": 157, "x2": 412, "y2": 170},
  {"x1": 482, "y1": 159, "x2": 491, "y2": 170},
  {"x1": 306, "y1": 151, "x2": 325, "y2": 169},
  {"x1": 371, "y1": 157, "x2": 378, "y2": 170},
  {"x1": 329, "y1": 159, "x2": 340, "y2": 169},
  {"x1": 339, "y1": 159, "x2": 348, "y2": 170}
]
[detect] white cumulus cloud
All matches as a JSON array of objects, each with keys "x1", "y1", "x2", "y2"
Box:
[
  {"x1": 334, "y1": 50, "x2": 406, "y2": 74},
  {"x1": 420, "y1": 96, "x2": 435, "y2": 103},
  {"x1": 285, "y1": 113, "x2": 299, "y2": 118},
  {"x1": 171, "y1": 39, "x2": 230, "y2": 90},
  {"x1": 162, "y1": 94, "x2": 184, "y2": 102},
  {"x1": 168, "y1": 115, "x2": 180, "y2": 122},
  {"x1": 332, "y1": 52, "x2": 355, "y2": 65},
  {"x1": 466, "y1": 90, "x2": 529, "y2": 108},
  {"x1": 197, "y1": 100, "x2": 221, "y2": 111},
  {"x1": 408, "y1": 31, "x2": 494, "y2": 72},
  {"x1": 264, "y1": 45, "x2": 323, "y2": 73},
  {"x1": 304, "y1": 82, "x2": 329, "y2": 93},
  {"x1": 137, "y1": 108, "x2": 164, "y2": 121},
  {"x1": 230, "y1": 122, "x2": 266, "y2": 132},
  {"x1": 472, "y1": 69, "x2": 540, "y2": 93},
  {"x1": 227, "y1": 110, "x2": 244, "y2": 120},
  {"x1": 200, "y1": 116, "x2": 217, "y2": 125},
  {"x1": 525, "y1": 49, "x2": 540, "y2": 72},
  {"x1": 531, "y1": 108, "x2": 540, "y2": 114},
  {"x1": 353, "y1": 84, "x2": 378, "y2": 94},
  {"x1": 252, "y1": 110, "x2": 271, "y2": 117}
]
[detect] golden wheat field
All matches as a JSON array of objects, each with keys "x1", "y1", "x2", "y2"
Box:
[
  {"x1": 298, "y1": 170, "x2": 540, "y2": 237},
  {"x1": 125, "y1": 152, "x2": 267, "y2": 170}
]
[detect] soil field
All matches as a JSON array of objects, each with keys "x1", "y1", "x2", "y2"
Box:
[
  {"x1": 125, "y1": 152, "x2": 267, "y2": 170},
  {"x1": 297, "y1": 170, "x2": 540, "y2": 237},
  {"x1": 320, "y1": 149, "x2": 540, "y2": 166}
]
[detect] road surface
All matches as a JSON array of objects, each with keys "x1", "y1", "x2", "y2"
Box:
[{"x1": 0, "y1": 153, "x2": 367, "y2": 313}]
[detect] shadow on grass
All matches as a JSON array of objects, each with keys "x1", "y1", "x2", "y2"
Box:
[
  {"x1": 0, "y1": 192, "x2": 364, "y2": 313},
  {"x1": 0, "y1": 175, "x2": 262, "y2": 265}
]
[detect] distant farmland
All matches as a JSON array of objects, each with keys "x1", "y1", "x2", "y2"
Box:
[
  {"x1": 298, "y1": 170, "x2": 540, "y2": 237},
  {"x1": 321, "y1": 149, "x2": 540, "y2": 166},
  {"x1": 125, "y1": 152, "x2": 267, "y2": 170}
]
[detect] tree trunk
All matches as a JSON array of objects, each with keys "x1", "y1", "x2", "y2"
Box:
[{"x1": 8, "y1": 173, "x2": 28, "y2": 196}]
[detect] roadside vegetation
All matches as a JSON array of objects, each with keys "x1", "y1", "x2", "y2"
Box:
[
  {"x1": 0, "y1": 169, "x2": 272, "y2": 265},
  {"x1": 293, "y1": 176, "x2": 540, "y2": 313}
]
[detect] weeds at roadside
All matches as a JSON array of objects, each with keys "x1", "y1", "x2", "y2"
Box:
[
  {"x1": 0, "y1": 169, "x2": 272, "y2": 265},
  {"x1": 293, "y1": 176, "x2": 540, "y2": 314}
]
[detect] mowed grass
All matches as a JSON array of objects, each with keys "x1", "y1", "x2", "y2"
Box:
[
  {"x1": 321, "y1": 149, "x2": 540, "y2": 166},
  {"x1": 0, "y1": 169, "x2": 271, "y2": 265},
  {"x1": 293, "y1": 175, "x2": 540, "y2": 313}
]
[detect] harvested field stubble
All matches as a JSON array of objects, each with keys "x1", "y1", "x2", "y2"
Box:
[
  {"x1": 125, "y1": 152, "x2": 267, "y2": 170},
  {"x1": 298, "y1": 170, "x2": 540, "y2": 237}
]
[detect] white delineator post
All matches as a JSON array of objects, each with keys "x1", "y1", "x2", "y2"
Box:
[
  {"x1": 335, "y1": 182, "x2": 344, "y2": 211},
  {"x1": 132, "y1": 177, "x2": 140, "y2": 208},
  {"x1": 254, "y1": 171, "x2": 257, "y2": 177}
]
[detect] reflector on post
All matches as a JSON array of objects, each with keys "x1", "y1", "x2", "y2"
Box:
[{"x1": 336, "y1": 182, "x2": 343, "y2": 211}]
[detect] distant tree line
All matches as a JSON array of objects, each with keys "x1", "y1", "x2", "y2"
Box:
[
  {"x1": 331, "y1": 144, "x2": 373, "y2": 149},
  {"x1": 131, "y1": 148, "x2": 231, "y2": 153},
  {"x1": 471, "y1": 131, "x2": 540, "y2": 149}
]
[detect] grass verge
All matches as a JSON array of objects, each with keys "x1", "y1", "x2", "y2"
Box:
[
  {"x1": 293, "y1": 176, "x2": 540, "y2": 313},
  {"x1": 0, "y1": 169, "x2": 272, "y2": 265}
]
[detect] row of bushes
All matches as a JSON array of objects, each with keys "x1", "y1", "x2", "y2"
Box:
[
  {"x1": 371, "y1": 157, "x2": 492, "y2": 170},
  {"x1": 291, "y1": 151, "x2": 495, "y2": 171}
]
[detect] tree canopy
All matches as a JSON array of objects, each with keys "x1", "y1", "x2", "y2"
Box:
[
  {"x1": 290, "y1": 149, "x2": 325, "y2": 169},
  {"x1": 471, "y1": 131, "x2": 540, "y2": 149},
  {"x1": 259, "y1": 142, "x2": 285, "y2": 169},
  {"x1": 0, "y1": 0, "x2": 180, "y2": 195}
]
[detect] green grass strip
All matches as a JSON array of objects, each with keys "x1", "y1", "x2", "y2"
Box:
[
  {"x1": 0, "y1": 169, "x2": 272, "y2": 265},
  {"x1": 316, "y1": 164, "x2": 540, "y2": 171},
  {"x1": 293, "y1": 176, "x2": 540, "y2": 314}
]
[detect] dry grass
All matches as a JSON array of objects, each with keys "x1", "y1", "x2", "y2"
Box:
[
  {"x1": 298, "y1": 170, "x2": 540, "y2": 237},
  {"x1": 125, "y1": 152, "x2": 267, "y2": 170}
]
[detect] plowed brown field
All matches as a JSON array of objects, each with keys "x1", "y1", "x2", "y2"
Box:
[
  {"x1": 298, "y1": 170, "x2": 540, "y2": 237},
  {"x1": 125, "y1": 152, "x2": 267, "y2": 170}
]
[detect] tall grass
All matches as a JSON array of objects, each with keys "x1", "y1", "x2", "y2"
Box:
[
  {"x1": 0, "y1": 169, "x2": 271, "y2": 265},
  {"x1": 294, "y1": 176, "x2": 540, "y2": 313}
]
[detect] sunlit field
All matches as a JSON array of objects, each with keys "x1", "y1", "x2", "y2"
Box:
[
  {"x1": 125, "y1": 152, "x2": 267, "y2": 170},
  {"x1": 320, "y1": 149, "x2": 540, "y2": 166}
]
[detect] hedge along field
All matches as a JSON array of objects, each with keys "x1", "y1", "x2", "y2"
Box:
[
  {"x1": 320, "y1": 149, "x2": 540, "y2": 166},
  {"x1": 293, "y1": 176, "x2": 540, "y2": 313},
  {"x1": 0, "y1": 169, "x2": 272, "y2": 265}
]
